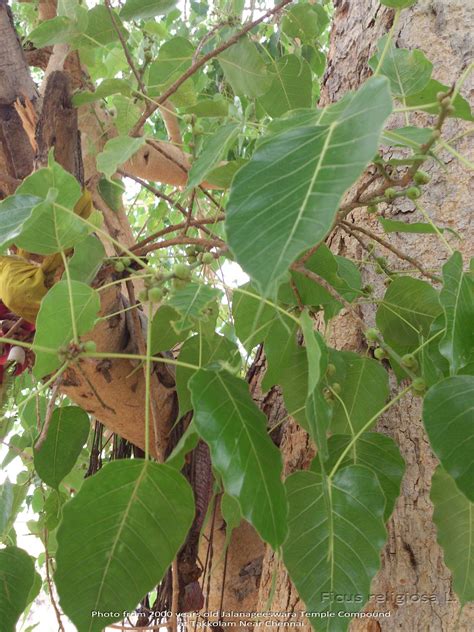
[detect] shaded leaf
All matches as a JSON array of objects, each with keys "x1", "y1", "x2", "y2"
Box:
[
  {"x1": 33, "y1": 281, "x2": 100, "y2": 378},
  {"x1": 187, "y1": 123, "x2": 239, "y2": 190},
  {"x1": 283, "y1": 466, "x2": 387, "y2": 629},
  {"x1": 431, "y1": 465, "x2": 474, "y2": 604},
  {"x1": 0, "y1": 547, "x2": 36, "y2": 632},
  {"x1": 72, "y1": 79, "x2": 131, "y2": 106},
  {"x1": 405, "y1": 79, "x2": 473, "y2": 121},
  {"x1": 260, "y1": 55, "x2": 312, "y2": 118},
  {"x1": 0, "y1": 195, "x2": 41, "y2": 249},
  {"x1": 189, "y1": 369, "x2": 287, "y2": 547},
  {"x1": 423, "y1": 376, "x2": 474, "y2": 502},
  {"x1": 34, "y1": 406, "x2": 90, "y2": 489},
  {"x1": 439, "y1": 252, "x2": 474, "y2": 373},
  {"x1": 149, "y1": 305, "x2": 189, "y2": 354},
  {"x1": 311, "y1": 433, "x2": 405, "y2": 520},
  {"x1": 281, "y1": 4, "x2": 329, "y2": 42},
  {"x1": 64, "y1": 235, "x2": 105, "y2": 285},
  {"x1": 168, "y1": 283, "x2": 221, "y2": 332},
  {"x1": 55, "y1": 460, "x2": 194, "y2": 632},
  {"x1": 97, "y1": 136, "x2": 146, "y2": 180},
  {"x1": 218, "y1": 37, "x2": 271, "y2": 98},
  {"x1": 378, "y1": 217, "x2": 444, "y2": 234}
]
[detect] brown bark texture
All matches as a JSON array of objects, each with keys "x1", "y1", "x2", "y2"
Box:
[{"x1": 248, "y1": 1, "x2": 474, "y2": 631}]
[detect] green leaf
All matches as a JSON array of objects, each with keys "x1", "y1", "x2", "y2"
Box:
[
  {"x1": 311, "y1": 433, "x2": 405, "y2": 520},
  {"x1": 187, "y1": 123, "x2": 239, "y2": 190},
  {"x1": 261, "y1": 320, "x2": 299, "y2": 392},
  {"x1": 283, "y1": 466, "x2": 387, "y2": 628},
  {"x1": 185, "y1": 98, "x2": 229, "y2": 118},
  {"x1": 380, "y1": 0, "x2": 417, "y2": 6},
  {"x1": 206, "y1": 159, "x2": 247, "y2": 189},
  {"x1": 55, "y1": 460, "x2": 194, "y2": 632},
  {"x1": 176, "y1": 333, "x2": 240, "y2": 417},
  {"x1": 34, "y1": 406, "x2": 90, "y2": 489},
  {"x1": 72, "y1": 79, "x2": 131, "y2": 106},
  {"x1": 165, "y1": 423, "x2": 199, "y2": 470},
  {"x1": 0, "y1": 195, "x2": 41, "y2": 249},
  {"x1": 96, "y1": 136, "x2": 146, "y2": 180},
  {"x1": 328, "y1": 351, "x2": 389, "y2": 435},
  {"x1": 0, "y1": 479, "x2": 14, "y2": 537},
  {"x1": 405, "y1": 79, "x2": 473, "y2": 121},
  {"x1": 301, "y1": 310, "x2": 331, "y2": 459},
  {"x1": 439, "y1": 252, "x2": 474, "y2": 374},
  {"x1": 121, "y1": 0, "x2": 177, "y2": 21},
  {"x1": 378, "y1": 217, "x2": 443, "y2": 234},
  {"x1": 64, "y1": 235, "x2": 105, "y2": 284},
  {"x1": 226, "y1": 77, "x2": 392, "y2": 296},
  {"x1": 78, "y1": 5, "x2": 128, "y2": 47},
  {"x1": 376, "y1": 276, "x2": 441, "y2": 354},
  {"x1": 260, "y1": 55, "x2": 312, "y2": 118},
  {"x1": 0, "y1": 547, "x2": 36, "y2": 632},
  {"x1": 431, "y1": 465, "x2": 474, "y2": 604},
  {"x1": 218, "y1": 37, "x2": 272, "y2": 99},
  {"x1": 149, "y1": 305, "x2": 189, "y2": 354},
  {"x1": 33, "y1": 281, "x2": 100, "y2": 378},
  {"x1": 232, "y1": 284, "x2": 295, "y2": 352},
  {"x1": 14, "y1": 160, "x2": 89, "y2": 255},
  {"x1": 28, "y1": 15, "x2": 83, "y2": 47},
  {"x1": 423, "y1": 376, "x2": 474, "y2": 502},
  {"x1": 382, "y1": 126, "x2": 432, "y2": 148},
  {"x1": 281, "y1": 4, "x2": 329, "y2": 42},
  {"x1": 167, "y1": 283, "x2": 221, "y2": 332},
  {"x1": 189, "y1": 369, "x2": 287, "y2": 547},
  {"x1": 369, "y1": 37, "x2": 432, "y2": 98},
  {"x1": 147, "y1": 37, "x2": 195, "y2": 103}
]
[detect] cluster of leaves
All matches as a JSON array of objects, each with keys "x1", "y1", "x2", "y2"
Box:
[{"x1": 1, "y1": 0, "x2": 473, "y2": 631}]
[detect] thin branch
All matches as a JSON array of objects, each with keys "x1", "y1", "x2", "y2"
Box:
[
  {"x1": 130, "y1": 0, "x2": 294, "y2": 135},
  {"x1": 34, "y1": 376, "x2": 63, "y2": 450},
  {"x1": 339, "y1": 220, "x2": 441, "y2": 282},
  {"x1": 44, "y1": 529, "x2": 66, "y2": 632},
  {"x1": 171, "y1": 558, "x2": 179, "y2": 632},
  {"x1": 135, "y1": 235, "x2": 225, "y2": 256}
]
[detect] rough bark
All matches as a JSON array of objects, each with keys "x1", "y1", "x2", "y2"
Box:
[{"x1": 251, "y1": 1, "x2": 474, "y2": 631}]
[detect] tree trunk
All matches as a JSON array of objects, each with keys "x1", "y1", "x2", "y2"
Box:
[{"x1": 239, "y1": 1, "x2": 474, "y2": 630}]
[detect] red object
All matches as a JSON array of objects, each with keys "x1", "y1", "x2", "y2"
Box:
[{"x1": 0, "y1": 300, "x2": 34, "y2": 383}]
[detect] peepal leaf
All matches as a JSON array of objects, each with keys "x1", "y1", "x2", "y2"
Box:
[
  {"x1": 34, "y1": 406, "x2": 90, "y2": 489},
  {"x1": 226, "y1": 77, "x2": 392, "y2": 296},
  {"x1": 120, "y1": 0, "x2": 176, "y2": 21},
  {"x1": 423, "y1": 376, "x2": 474, "y2": 502},
  {"x1": 431, "y1": 465, "x2": 474, "y2": 604},
  {"x1": 187, "y1": 123, "x2": 239, "y2": 190},
  {"x1": 0, "y1": 195, "x2": 41, "y2": 249},
  {"x1": 33, "y1": 281, "x2": 100, "y2": 378},
  {"x1": 218, "y1": 37, "x2": 271, "y2": 98},
  {"x1": 283, "y1": 466, "x2": 387, "y2": 629},
  {"x1": 0, "y1": 547, "x2": 36, "y2": 632},
  {"x1": 369, "y1": 37, "x2": 432, "y2": 98},
  {"x1": 189, "y1": 369, "x2": 287, "y2": 547},
  {"x1": 439, "y1": 252, "x2": 474, "y2": 373},
  {"x1": 260, "y1": 55, "x2": 312, "y2": 118},
  {"x1": 168, "y1": 283, "x2": 221, "y2": 332},
  {"x1": 97, "y1": 136, "x2": 146, "y2": 180},
  {"x1": 311, "y1": 433, "x2": 405, "y2": 521},
  {"x1": 55, "y1": 460, "x2": 194, "y2": 632}
]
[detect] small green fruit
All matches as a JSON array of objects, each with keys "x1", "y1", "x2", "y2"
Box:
[
  {"x1": 138, "y1": 289, "x2": 149, "y2": 302},
  {"x1": 414, "y1": 170, "x2": 430, "y2": 185},
  {"x1": 83, "y1": 341, "x2": 97, "y2": 353},
  {"x1": 172, "y1": 278, "x2": 188, "y2": 290},
  {"x1": 326, "y1": 363, "x2": 336, "y2": 377},
  {"x1": 173, "y1": 263, "x2": 191, "y2": 280},
  {"x1": 201, "y1": 252, "x2": 214, "y2": 265},
  {"x1": 367, "y1": 204, "x2": 378, "y2": 214},
  {"x1": 406, "y1": 186, "x2": 422, "y2": 200},
  {"x1": 114, "y1": 261, "x2": 125, "y2": 273},
  {"x1": 441, "y1": 96, "x2": 452, "y2": 108},
  {"x1": 365, "y1": 328, "x2": 379, "y2": 342},
  {"x1": 374, "y1": 347, "x2": 386, "y2": 360},
  {"x1": 148, "y1": 287, "x2": 163, "y2": 302},
  {"x1": 331, "y1": 382, "x2": 342, "y2": 395},
  {"x1": 412, "y1": 377, "x2": 426, "y2": 393},
  {"x1": 401, "y1": 354, "x2": 418, "y2": 369},
  {"x1": 122, "y1": 257, "x2": 131, "y2": 268},
  {"x1": 384, "y1": 187, "x2": 397, "y2": 200},
  {"x1": 188, "y1": 255, "x2": 197, "y2": 264}
]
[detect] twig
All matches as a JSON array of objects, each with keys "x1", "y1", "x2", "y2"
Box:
[
  {"x1": 130, "y1": 0, "x2": 294, "y2": 135},
  {"x1": 339, "y1": 220, "x2": 441, "y2": 282},
  {"x1": 171, "y1": 558, "x2": 179, "y2": 632},
  {"x1": 135, "y1": 235, "x2": 225, "y2": 256},
  {"x1": 44, "y1": 529, "x2": 66, "y2": 632},
  {"x1": 34, "y1": 376, "x2": 63, "y2": 450}
]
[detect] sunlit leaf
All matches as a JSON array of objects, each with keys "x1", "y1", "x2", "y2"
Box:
[
  {"x1": 260, "y1": 55, "x2": 312, "y2": 118},
  {"x1": 121, "y1": 0, "x2": 177, "y2": 21},
  {"x1": 55, "y1": 460, "x2": 194, "y2": 631},
  {"x1": 423, "y1": 376, "x2": 474, "y2": 502},
  {"x1": 97, "y1": 136, "x2": 146, "y2": 180},
  {"x1": 218, "y1": 37, "x2": 272, "y2": 98},
  {"x1": 226, "y1": 77, "x2": 392, "y2": 296},
  {"x1": 189, "y1": 369, "x2": 287, "y2": 547},
  {"x1": 187, "y1": 123, "x2": 239, "y2": 190}
]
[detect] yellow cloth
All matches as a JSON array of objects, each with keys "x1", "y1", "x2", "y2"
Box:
[
  {"x1": 0, "y1": 256, "x2": 48, "y2": 324},
  {"x1": 0, "y1": 191, "x2": 94, "y2": 323}
]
